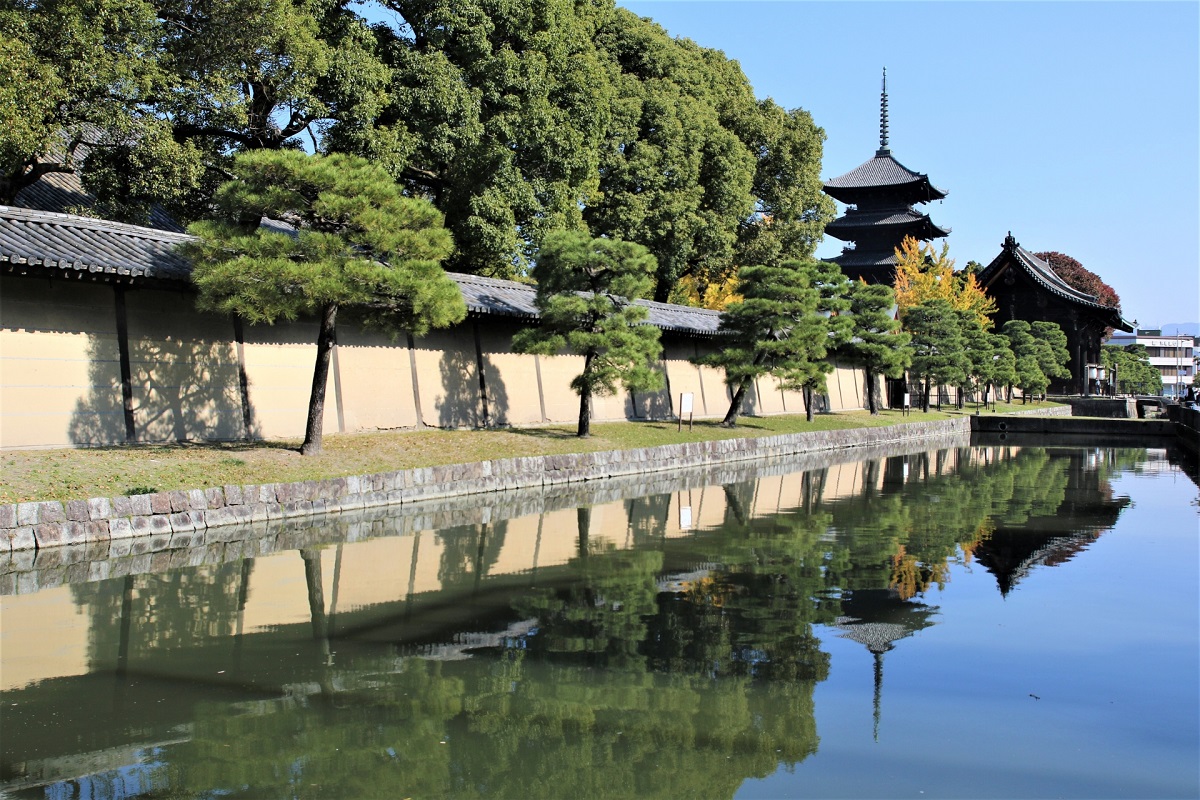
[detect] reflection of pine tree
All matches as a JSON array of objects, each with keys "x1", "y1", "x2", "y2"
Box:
[
  {"x1": 71, "y1": 562, "x2": 248, "y2": 671},
  {"x1": 435, "y1": 521, "x2": 509, "y2": 591}
]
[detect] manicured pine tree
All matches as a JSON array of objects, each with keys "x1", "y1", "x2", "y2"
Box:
[
  {"x1": 696, "y1": 259, "x2": 826, "y2": 426},
  {"x1": 511, "y1": 231, "x2": 663, "y2": 438},
  {"x1": 988, "y1": 333, "x2": 1018, "y2": 405},
  {"x1": 1031, "y1": 321, "x2": 1072, "y2": 390},
  {"x1": 901, "y1": 298, "x2": 967, "y2": 412},
  {"x1": 780, "y1": 260, "x2": 854, "y2": 422},
  {"x1": 839, "y1": 282, "x2": 911, "y2": 415},
  {"x1": 185, "y1": 150, "x2": 464, "y2": 455},
  {"x1": 955, "y1": 309, "x2": 993, "y2": 410},
  {"x1": 1002, "y1": 320, "x2": 1048, "y2": 403}
]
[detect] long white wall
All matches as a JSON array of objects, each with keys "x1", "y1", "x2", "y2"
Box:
[{"x1": 0, "y1": 277, "x2": 870, "y2": 449}]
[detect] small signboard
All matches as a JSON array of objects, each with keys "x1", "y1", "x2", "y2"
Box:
[
  {"x1": 679, "y1": 506, "x2": 693, "y2": 530},
  {"x1": 678, "y1": 393, "x2": 695, "y2": 432}
]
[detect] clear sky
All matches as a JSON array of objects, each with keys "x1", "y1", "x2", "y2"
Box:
[{"x1": 621, "y1": 0, "x2": 1200, "y2": 329}]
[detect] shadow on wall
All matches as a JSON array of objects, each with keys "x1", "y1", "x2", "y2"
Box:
[
  {"x1": 69, "y1": 333, "x2": 259, "y2": 445},
  {"x1": 437, "y1": 345, "x2": 510, "y2": 429},
  {"x1": 631, "y1": 362, "x2": 673, "y2": 421}
]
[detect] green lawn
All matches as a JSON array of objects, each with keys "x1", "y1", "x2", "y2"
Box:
[{"x1": 1, "y1": 402, "x2": 1054, "y2": 504}]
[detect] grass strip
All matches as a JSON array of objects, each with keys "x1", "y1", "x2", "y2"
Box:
[{"x1": 1, "y1": 403, "x2": 1054, "y2": 504}]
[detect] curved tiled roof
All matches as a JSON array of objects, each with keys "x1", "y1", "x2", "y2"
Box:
[
  {"x1": 0, "y1": 207, "x2": 725, "y2": 336},
  {"x1": 823, "y1": 152, "x2": 947, "y2": 202},
  {"x1": 978, "y1": 234, "x2": 1132, "y2": 331},
  {"x1": 0, "y1": 206, "x2": 194, "y2": 282}
]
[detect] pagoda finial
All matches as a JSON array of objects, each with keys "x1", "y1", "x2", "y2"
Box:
[{"x1": 878, "y1": 67, "x2": 890, "y2": 155}]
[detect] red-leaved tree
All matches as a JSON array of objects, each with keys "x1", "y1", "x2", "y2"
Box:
[{"x1": 1035, "y1": 251, "x2": 1120, "y2": 308}]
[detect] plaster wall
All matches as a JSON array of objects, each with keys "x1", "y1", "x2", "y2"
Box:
[
  {"x1": 0, "y1": 275, "x2": 871, "y2": 450},
  {"x1": 0, "y1": 280, "x2": 123, "y2": 449}
]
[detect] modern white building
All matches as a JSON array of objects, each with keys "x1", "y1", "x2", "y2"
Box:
[{"x1": 1106, "y1": 329, "x2": 1197, "y2": 399}]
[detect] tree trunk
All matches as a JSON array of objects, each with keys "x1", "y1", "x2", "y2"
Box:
[
  {"x1": 723, "y1": 381, "x2": 748, "y2": 427},
  {"x1": 301, "y1": 303, "x2": 338, "y2": 456},
  {"x1": 866, "y1": 371, "x2": 878, "y2": 415},
  {"x1": 803, "y1": 385, "x2": 815, "y2": 422},
  {"x1": 577, "y1": 351, "x2": 595, "y2": 437},
  {"x1": 922, "y1": 376, "x2": 931, "y2": 412}
]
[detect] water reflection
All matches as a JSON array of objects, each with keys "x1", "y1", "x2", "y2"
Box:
[{"x1": 0, "y1": 442, "x2": 1190, "y2": 798}]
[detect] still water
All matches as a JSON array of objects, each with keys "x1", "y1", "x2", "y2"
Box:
[{"x1": 1, "y1": 439, "x2": 1197, "y2": 799}]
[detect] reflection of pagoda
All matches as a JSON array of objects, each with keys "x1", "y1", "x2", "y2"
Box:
[
  {"x1": 823, "y1": 69, "x2": 949, "y2": 284},
  {"x1": 972, "y1": 456, "x2": 1131, "y2": 596},
  {"x1": 834, "y1": 588, "x2": 938, "y2": 741}
]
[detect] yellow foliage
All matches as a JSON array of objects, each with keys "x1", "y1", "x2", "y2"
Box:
[
  {"x1": 893, "y1": 236, "x2": 997, "y2": 328},
  {"x1": 674, "y1": 273, "x2": 742, "y2": 310}
]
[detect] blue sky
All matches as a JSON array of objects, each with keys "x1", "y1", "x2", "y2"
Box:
[{"x1": 621, "y1": 1, "x2": 1199, "y2": 328}]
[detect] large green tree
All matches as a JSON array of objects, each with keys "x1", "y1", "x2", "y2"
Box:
[
  {"x1": 184, "y1": 150, "x2": 463, "y2": 455},
  {"x1": 343, "y1": 0, "x2": 616, "y2": 278},
  {"x1": 511, "y1": 231, "x2": 663, "y2": 437},
  {"x1": 839, "y1": 282, "x2": 911, "y2": 414},
  {"x1": 697, "y1": 259, "x2": 831, "y2": 426},
  {"x1": 0, "y1": 0, "x2": 192, "y2": 215},
  {"x1": 586, "y1": 8, "x2": 832, "y2": 301},
  {"x1": 1, "y1": 0, "x2": 390, "y2": 225}
]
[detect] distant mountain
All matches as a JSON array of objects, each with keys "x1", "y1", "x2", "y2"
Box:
[{"x1": 1158, "y1": 323, "x2": 1199, "y2": 336}]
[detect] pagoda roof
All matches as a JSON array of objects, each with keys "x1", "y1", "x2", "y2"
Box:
[
  {"x1": 825, "y1": 208, "x2": 950, "y2": 242},
  {"x1": 823, "y1": 151, "x2": 948, "y2": 204},
  {"x1": 978, "y1": 233, "x2": 1132, "y2": 332},
  {"x1": 831, "y1": 248, "x2": 898, "y2": 268}
]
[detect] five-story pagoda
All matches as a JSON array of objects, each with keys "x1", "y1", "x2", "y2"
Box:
[{"x1": 823, "y1": 70, "x2": 949, "y2": 284}]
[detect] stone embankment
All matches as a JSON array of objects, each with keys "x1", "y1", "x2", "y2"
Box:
[{"x1": 2, "y1": 416, "x2": 983, "y2": 554}]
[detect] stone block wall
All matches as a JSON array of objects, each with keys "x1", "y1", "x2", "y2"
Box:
[{"x1": 0, "y1": 417, "x2": 972, "y2": 553}]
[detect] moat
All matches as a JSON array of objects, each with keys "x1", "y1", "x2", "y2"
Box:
[{"x1": 2, "y1": 439, "x2": 1197, "y2": 798}]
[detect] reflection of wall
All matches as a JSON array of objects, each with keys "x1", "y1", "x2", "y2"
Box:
[
  {"x1": 0, "y1": 441, "x2": 980, "y2": 691},
  {"x1": 1, "y1": 275, "x2": 871, "y2": 449},
  {"x1": 0, "y1": 584, "x2": 90, "y2": 690}
]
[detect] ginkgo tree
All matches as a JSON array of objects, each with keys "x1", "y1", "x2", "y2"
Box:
[{"x1": 892, "y1": 236, "x2": 996, "y2": 326}]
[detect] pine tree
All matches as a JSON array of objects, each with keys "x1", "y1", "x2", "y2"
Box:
[
  {"x1": 511, "y1": 231, "x2": 663, "y2": 437},
  {"x1": 901, "y1": 298, "x2": 967, "y2": 412},
  {"x1": 780, "y1": 260, "x2": 853, "y2": 421},
  {"x1": 988, "y1": 333, "x2": 1017, "y2": 405},
  {"x1": 838, "y1": 282, "x2": 911, "y2": 414},
  {"x1": 185, "y1": 150, "x2": 464, "y2": 455},
  {"x1": 955, "y1": 309, "x2": 993, "y2": 410},
  {"x1": 696, "y1": 259, "x2": 829, "y2": 426},
  {"x1": 1002, "y1": 320, "x2": 1048, "y2": 403},
  {"x1": 1031, "y1": 321, "x2": 1072, "y2": 389}
]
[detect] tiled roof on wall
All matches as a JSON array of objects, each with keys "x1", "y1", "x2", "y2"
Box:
[
  {"x1": 451, "y1": 271, "x2": 722, "y2": 335},
  {"x1": 0, "y1": 206, "x2": 194, "y2": 283},
  {"x1": 0, "y1": 207, "x2": 726, "y2": 336}
]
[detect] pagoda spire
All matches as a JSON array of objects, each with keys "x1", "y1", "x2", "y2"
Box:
[{"x1": 878, "y1": 67, "x2": 890, "y2": 155}]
